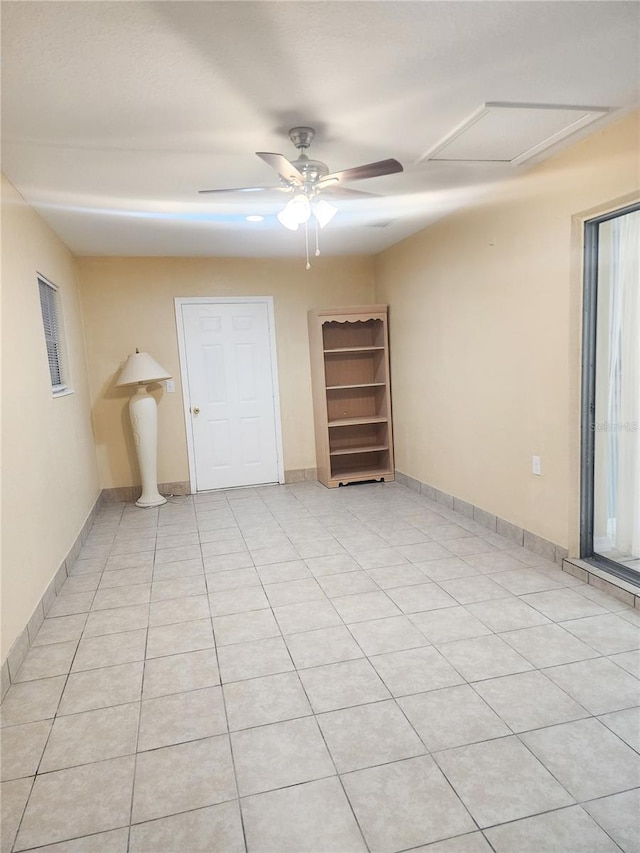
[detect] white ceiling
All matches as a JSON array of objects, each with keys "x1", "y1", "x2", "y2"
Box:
[{"x1": 2, "y1": 1, "x2": 639, "y2": 258}]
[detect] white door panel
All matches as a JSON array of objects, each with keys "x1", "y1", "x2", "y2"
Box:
[{"x1": 181, "y1": 301, "x2": 280, "y2": 490}]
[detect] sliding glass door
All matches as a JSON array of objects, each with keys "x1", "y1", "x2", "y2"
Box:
[{"x1": 582, "y1": 204, "x2": 640, "y2": 582}]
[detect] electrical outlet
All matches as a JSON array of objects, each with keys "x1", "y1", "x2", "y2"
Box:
[
  {"x1": 165, "y1": 380, "x2": 176, "y2": 393},
  {"x1": 532, "y1": 455, "x2": 542, "y2": 476}
]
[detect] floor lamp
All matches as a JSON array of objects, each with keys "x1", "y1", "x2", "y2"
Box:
[{"x1": 116, "y1": 350, "x2": 171, "y2": 508}]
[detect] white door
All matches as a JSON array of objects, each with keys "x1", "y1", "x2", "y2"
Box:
[{"x1": 180, "y1": 300, "x2": 281, "y2": 491}]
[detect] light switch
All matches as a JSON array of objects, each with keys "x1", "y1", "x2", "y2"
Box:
[{"x1": 165, "y1": 380, "x2": 176, "y2": 393}]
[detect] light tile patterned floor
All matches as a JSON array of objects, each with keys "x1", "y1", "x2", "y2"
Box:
[{"x1": 1, "y1": 481, "x2": 640, "y2": 852}]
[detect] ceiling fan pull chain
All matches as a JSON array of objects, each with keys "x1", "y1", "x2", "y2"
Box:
[
  {"x1": 315, "y1": 218, "x2": 321, "y2": 257},
  {"x1": 305, "y1": 221, "x2": 311, "y2": 270}
]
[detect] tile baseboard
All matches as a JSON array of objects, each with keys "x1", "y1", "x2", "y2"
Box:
[
  {"x1": 395, "y1": 470, "x2": 639, "y2": 606},
  {"x1": 1, "y1": 490, "x2": 104, "y2": 700},
  {"x1": 395, "y1": 470, "x2": 568, "y2": 565},
  {"x1": 284, "y1": 468, "x2": 318, "y2": 483},
  {"x1": 101, "y1": 481, "x2": 191, "y2": 503},
  {"x1": 101, "y1": 474, "x2": 317, "y2": 502}
]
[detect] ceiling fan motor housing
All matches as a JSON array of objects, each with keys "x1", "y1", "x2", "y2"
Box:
[{"x1": 289, "y1": 126, "x2": 315, "y2": 149}]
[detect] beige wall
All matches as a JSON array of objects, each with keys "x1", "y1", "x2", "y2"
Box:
[
  {"x1": 78, "y1": 256, "x2": 375, "y2": 489},
  {"x1": 375, "y1": 113, "x2": 640, "y2": 550},
  {"x1": 1, "y1": 175, "x2": 100, "y2": 659}
]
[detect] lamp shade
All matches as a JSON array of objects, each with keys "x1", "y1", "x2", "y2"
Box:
[
  {"x1": 313, "y1": 199, "x2": 338, "y2": 229},
  {"x1": 277, "y1": 194, "x2": 312, "y2": 231},
  {"x1": 116, "y1": 351, "x2": 171, "y2": 386}
]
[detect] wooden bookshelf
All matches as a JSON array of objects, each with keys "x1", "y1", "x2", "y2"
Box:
[{"x1": 308, "y1": 305, "x2": 394, "y2": 487}]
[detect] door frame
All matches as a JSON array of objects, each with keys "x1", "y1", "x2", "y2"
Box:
[
  {"x1": 579, "y1": 201, "x2": 640, "y2": 585},
  {"x1": 174, "y1": 296, "x2": 285, "y2": 492}
]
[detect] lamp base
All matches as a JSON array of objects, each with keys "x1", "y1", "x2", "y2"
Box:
[
  {"x1": 129, "y1": 387, "x2": 166, "y2": 510},
  {"x1": 136, "y1": 493, "x2": 167, "y2": 508}
]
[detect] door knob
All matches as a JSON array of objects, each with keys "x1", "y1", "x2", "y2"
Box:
[{"x1": 192, "y1": 406, "x2": 200, "y2": 415}]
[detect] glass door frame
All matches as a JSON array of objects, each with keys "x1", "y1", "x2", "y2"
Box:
[{"x1": 580, "y1": 201, "x2": 640, "y2": 585}]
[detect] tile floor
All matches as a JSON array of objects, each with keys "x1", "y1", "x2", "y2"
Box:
[{"x1": 1, "y1": 481, "x2": 639, "y2": 852}]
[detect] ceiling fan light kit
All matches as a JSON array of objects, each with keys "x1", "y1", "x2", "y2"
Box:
[
  {"x1": 199, "y1": 126, "x2": 403, "y2": 269},
  {"x1": 277, "y1": 195, "x2": 339, "y2": 232}
]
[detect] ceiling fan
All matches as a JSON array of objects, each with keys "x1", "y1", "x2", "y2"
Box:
[{"x1": 199, "y1": 126, "x2": 403, "y2": 233}]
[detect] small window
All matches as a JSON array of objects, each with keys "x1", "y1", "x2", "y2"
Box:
[{"x1": 37, "y1": 275, "x2": 69, "y2": 395}]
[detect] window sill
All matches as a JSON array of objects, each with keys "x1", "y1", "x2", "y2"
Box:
[{"x1": 52, "y1": 386, "x2": 74, "y2": 399}]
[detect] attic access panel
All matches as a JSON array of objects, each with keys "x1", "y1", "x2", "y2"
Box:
[{"x1": 420, "y1": 102, "x2": 610, "y2": 166}]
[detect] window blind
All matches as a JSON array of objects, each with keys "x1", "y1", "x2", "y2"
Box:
[{"x1": 38, "y1": 276, "x2": 65, "y2": 390}]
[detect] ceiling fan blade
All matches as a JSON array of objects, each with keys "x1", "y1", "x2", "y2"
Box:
[
  {"x1": 256, "y1": 152, "x2": 304, "y2": 185},
  {"x1": 198, "y1": 186, "x2": 290, "y2": 194},
  {"x1": 319, "y1": 158, "x2": 403, "y2": 186},
  {"x1": 319, "y1": 187, "x2": 381, "y2": 199}
]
